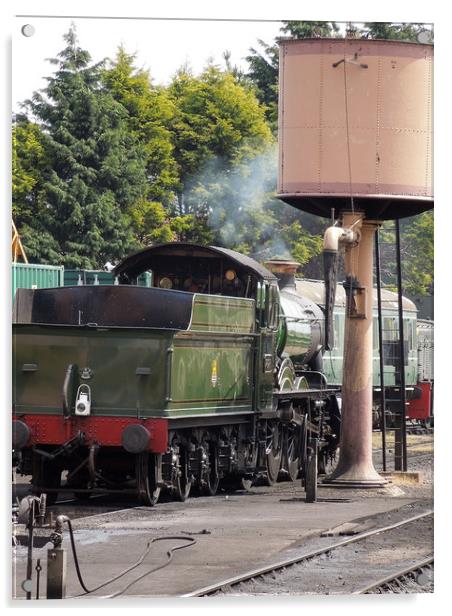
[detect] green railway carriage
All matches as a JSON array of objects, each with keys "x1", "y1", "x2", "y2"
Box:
[
  {"x1": 13, "y1": 243, "x2": 337, "y2": 505},
  {"x1": 294, "y1": 280, "x2": 418, "y2": 387},
  {"x1": 292, "y1": 279, "x2": 418, "y2": 423}
]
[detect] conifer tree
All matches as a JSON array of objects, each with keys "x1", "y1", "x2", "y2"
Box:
[{"x1": 18, "y1": 26, "x2": 148, "y2": 268}]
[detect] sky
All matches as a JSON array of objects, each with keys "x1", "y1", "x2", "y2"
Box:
[{"x1": 12, "y1": 16, "x2": 285, "y2": 109}]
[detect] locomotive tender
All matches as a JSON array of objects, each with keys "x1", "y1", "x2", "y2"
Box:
[{"x1": 12, "y1": 243, "x2": 339, "y2": 505}]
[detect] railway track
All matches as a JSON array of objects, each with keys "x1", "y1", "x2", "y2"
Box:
[
  {"x1": 182, "y1": 510, "x2": 433, "y2": 597},
  {"x1": 354, "y1": 556, "x2": 434, "y2": 594},
  {"x1": 372, "y1": 438, "x2": 434, "y2": 457}
]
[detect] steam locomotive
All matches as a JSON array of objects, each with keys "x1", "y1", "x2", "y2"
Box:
[{"x1": 12, "y1": 243, "x2": 340, "y2": 505}]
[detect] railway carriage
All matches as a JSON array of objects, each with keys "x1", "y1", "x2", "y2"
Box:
[
  {"x1": 12, "y1": 243, "x2": 338, "y2": 505},
  {"x1": 297, "y1": 280, "x2": 419, "y2": 426},
  {"x1": 407, "y1": 319, "x2": 434, "y2": 427}
]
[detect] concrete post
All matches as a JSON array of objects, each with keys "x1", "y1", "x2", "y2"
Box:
[{"x1": 325, "y1": 212, "x2": 386, "y2": 487}]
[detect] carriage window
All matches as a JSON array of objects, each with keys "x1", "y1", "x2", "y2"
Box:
[
  {"x1": 404, "y1": 318, "x2": 416, "y2": 351},
  {"x1": 333, "y1": 313, "x2": 344, "y2": 351},
  {"x1": 383, "y1": 316, "x2": 398, "y2": 341},
  {"x1": 373, "y1": 317, "x2": 379, "y2": 350}
]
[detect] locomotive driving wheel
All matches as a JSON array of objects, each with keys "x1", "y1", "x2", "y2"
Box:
[
  {"x1": 200, "y1": 441, "x2": 220, "y2": 496},
  {"x1": 285, "y1": 423, "x2": 301, "y2": 482},
  {"x1": 173, "y1": 446, "x2": 192, "y2": 502},
  {"x1": 136, "y1": 452, "x2": 162, "y2": 506},
  {"x1": 264, "y1": 420, "x2": 282, "y2": 485}
]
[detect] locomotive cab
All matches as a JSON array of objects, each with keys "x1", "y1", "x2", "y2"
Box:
[{"x1": 114, "y1": 242, "x2": 276, "y2": 301}]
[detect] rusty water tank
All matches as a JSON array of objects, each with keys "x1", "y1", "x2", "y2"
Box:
[{"x1": 277, "y1": 38, "x2": 433, "y2": 219}]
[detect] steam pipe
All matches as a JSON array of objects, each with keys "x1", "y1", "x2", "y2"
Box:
[
  {"x1": 323, "y1": 226, "x2": 345, "y2": 252},
  {"x1": 322, "y1": 225, "x2": 359, "y2": 350}
]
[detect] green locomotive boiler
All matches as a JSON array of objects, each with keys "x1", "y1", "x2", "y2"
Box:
[{"x1": 12, "y1": 243, "x2": 339, "y2": 505}]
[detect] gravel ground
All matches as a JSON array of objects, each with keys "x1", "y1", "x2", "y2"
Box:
[
  {"x1": 215, "y1": 436, "x2": 434, "y2": 597},
  {"x1": 216, "y1": 503, "x2": 433, "y2": 596},
  {"x1": 12, "y1": 434, "x2": 434, "y2": 598}
]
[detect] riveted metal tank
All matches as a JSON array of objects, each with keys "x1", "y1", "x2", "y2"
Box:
[{"x1": 277, "y1": 38, "x2": 433, "y2": 219}]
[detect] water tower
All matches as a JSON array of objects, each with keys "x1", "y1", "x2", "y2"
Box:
[{"x1": 277, "y1": 38, "x2": 433, "y2": 486}]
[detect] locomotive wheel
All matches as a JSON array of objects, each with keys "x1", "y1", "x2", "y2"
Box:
[
  {"x1": 173, "y1": 447, "x2": 192, "y2": 502},
  {"x1": 32, "y1": 457, "x2": 61, "y2": 506},
  {"x1": 285, "y1": 424, "x2": 301, "y2": 482},
  {"x1": 136, "y1": 452, "x2": 161, "y2": 506},
  {"x1": 201, "y1": 442, "x2": 220, "y2": 496},
  {"x1": 264, "y1": 420, "x2": 282, "y2": 485}
]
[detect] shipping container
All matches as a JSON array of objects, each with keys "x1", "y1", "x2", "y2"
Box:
[{"x1": 12, "y1": 262, "x2": 64, "y2": 301}]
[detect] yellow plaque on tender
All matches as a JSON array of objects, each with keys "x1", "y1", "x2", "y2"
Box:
[{"x1": 211, "y1": 359, "x2": 218, "y2": 388}]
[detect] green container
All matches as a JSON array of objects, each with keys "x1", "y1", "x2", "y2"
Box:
[
  {"x1": 64, "y1": 270, "x2": 152, "y2": 287},
  {"x1": 12, "y1": 263, "x2": 64, "y2": 301}
]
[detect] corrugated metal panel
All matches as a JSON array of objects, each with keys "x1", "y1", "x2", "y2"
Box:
[{"x1": 12, "y1": 263, "x2": 64, "y2": 300}]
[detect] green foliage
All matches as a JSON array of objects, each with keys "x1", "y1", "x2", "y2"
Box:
[
  {"x1": 281, "y1": 220, "x2": 323, "y2": 268},
  {"x1": 129, "y1": 199, "x2": 175, "y2": 245},
  {"x1": 103, "y1": 48, "x2": 179, "y2": 207},
  {"x1": 400, "y1": 212, "x2": 434, "y2": 296},
  {"x1": 167, "y1": 64, "x2": 273, "y2": 219},
  {"x1": 362, "y1": 23, "x2": 431, "y2": 42},
  {"x1": 17, "y1": 26, "x2": 148, "y2": 268},
  {"x1": 280, "y1": 21, "x2": 339, "y2": 38},
  {"x1": 11, "y1": 22, "x2": 433, "y2": 294},
  {"x1": 170, "y1": 214, "x2": 214, "y2": 245},
  {"x1": 12, "y1": 121, "x2": 47, "y2": 223},
  {"x1": 245, "y1": 40, "x2": 279, "y2": 129},
  {"x1": 378, "y1": 212, "x2": 434, "y2": 297}
]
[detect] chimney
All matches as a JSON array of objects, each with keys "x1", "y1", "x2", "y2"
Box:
[{"x1": 264, "y1": 260, "x2": 300, "y2": 289}]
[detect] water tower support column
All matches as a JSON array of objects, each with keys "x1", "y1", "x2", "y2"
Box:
[{"x1": 325, "y1": 212, "x2": 387, "y2": 487}]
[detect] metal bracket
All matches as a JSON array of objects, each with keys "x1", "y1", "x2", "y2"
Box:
[
  {"x1": 343, "y1": 276, "x2": 367, "y2": 319},
  {"x1": 333, "y1": 53, "x2": 368, "y2": 69}
]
